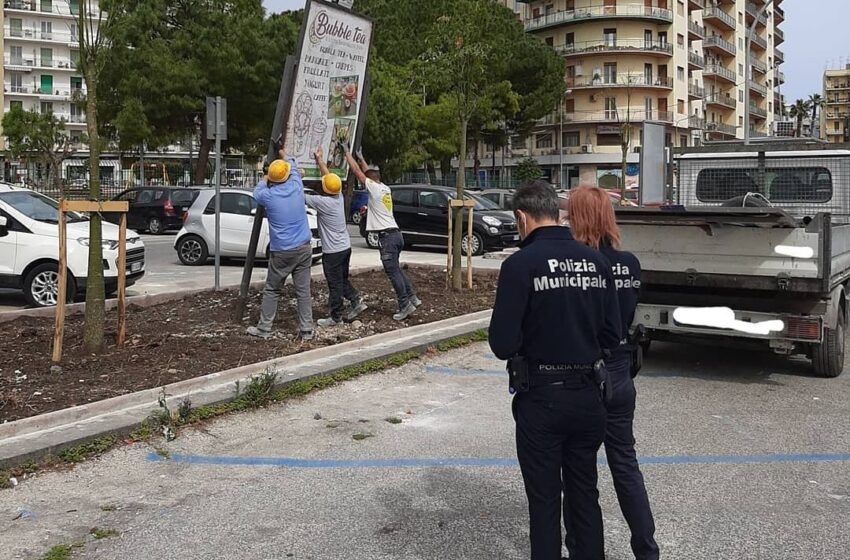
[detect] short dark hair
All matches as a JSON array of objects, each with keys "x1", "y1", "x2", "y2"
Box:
[
  {"x1": 365, "y1": 169, "x2": 381, "y2": 182},
  {"x1": 512, "y1": 180, "x2": 560, "y2": 221}
]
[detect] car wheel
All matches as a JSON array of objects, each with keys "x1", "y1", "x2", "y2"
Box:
[
  {"x1": 365, "y1": 232, "x2": 380, "y2": 250},
  {"x1": 461, "y1": 231, "x2": 485, "y2": 257},
  {"x1": 351, "y1": 210, "x2": 362, "y2": 225},
  {"x1": 23, "y1": 263, "x2": 75, "y2": 307},
  {"x1": 147, "y1": 216, "x2": 164, "y2": 235},
  {"x1": 177, "y1": 235, "x2": 209, "y2": 266}
]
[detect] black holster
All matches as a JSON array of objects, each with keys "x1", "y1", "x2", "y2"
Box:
[
  {"x1": 507, "y1": 356, "x2": 530, "y2": 394},
  {"x1": 629, "y1": 324, "x2": 647, "y2": 378},
  {"x1": 593, "y1": 359, "x2": 613, "y2": 405}
]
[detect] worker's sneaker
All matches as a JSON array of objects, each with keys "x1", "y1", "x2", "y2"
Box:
[
  {"x1": 317, "y1": 317, "x2": 343, "y2": 328},
  {"x1": 411, "y1": 295, "x2": 422, "y2": 307},
  {"x1": 246, "y1": 326, "x2": 272, "y2": 339},
  {"x1": 393, "y1": 302, "x2": 416, "y2": 322},
  {"x1": 300, "y1": 330, "x2": 314, "y2": 342},
  {"x1": 346, "y1": 300, "x2": 368, "y2": 321}
]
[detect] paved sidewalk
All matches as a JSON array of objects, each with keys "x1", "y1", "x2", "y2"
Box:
[{"x1": 2, "y1": 341, "x2": 850, "y2": 559}]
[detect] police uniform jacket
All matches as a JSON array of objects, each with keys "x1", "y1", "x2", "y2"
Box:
[
  {"x1": 600, "y1": 243, "x2": 641, "y2": 358},
  {"x1": 489, "y1": 226, "x2": 622, "y2": 365}
]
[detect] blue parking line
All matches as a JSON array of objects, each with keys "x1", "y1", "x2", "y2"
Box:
[
  {"x1": 424, "y1": 366, "x2": 504, "y2": 377},
  {"x1": 147, "y1": 451, "x2": 850, "y2": 469}
]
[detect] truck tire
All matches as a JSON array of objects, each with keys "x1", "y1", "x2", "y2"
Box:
[{"x1": 813, "y1": 313, "x2": 845, "y2": 378}]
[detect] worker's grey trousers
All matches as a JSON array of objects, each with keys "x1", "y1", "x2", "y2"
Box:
[{"x1": 257, "y1": 242, "x2": 313, "y2": 334}]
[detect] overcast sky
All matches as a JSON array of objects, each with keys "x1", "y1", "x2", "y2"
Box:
[{"x1": 262, "y1": 0, "x2": 850, "y2": 102}]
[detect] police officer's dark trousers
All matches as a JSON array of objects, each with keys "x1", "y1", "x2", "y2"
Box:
[
  {"x1": 563, "y1": 356, "x2": 658, "y2": 560},
  {"x1": 514, "y1": 375, "x2": 607, "y2": 560}
]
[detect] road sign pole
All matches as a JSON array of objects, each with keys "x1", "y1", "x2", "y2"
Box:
[{"x1": 214, "y1": 96, "x2": 222, "y2": 291}]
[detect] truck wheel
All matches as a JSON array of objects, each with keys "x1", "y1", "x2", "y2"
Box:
[
  {"x1": 461, "y1": 231, "x2": 484, "y2": 256},
  {"x1": 813, "y1": 313, "x2": 845, "y2": 378},
  {"x1": 23, "y1": 263, "x2": 75, "y2": 307}
]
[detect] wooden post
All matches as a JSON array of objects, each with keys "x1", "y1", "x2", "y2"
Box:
[
  {"x1": 467, "y1": 206, "x2": 474, "y2": 289},
  {"x1": 446, "y1": 203, "x2": 453, "y2": 288},
  {"x1": 51, "y1": 203, "x2": 68, "y2": 363},
  {"x1": 117, "y1": 213, "x2": 127, "y2": 347}
]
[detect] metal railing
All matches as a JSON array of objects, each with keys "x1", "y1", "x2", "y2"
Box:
[
  {"x1": 705, "y1": 92, "x2": 737, "y2": 109},
  {"x1": 750, "y1": 33, "x2": 767, "y2": 51},
  {"x1": 688, "y1": 20, "x2": 705, "y2": 38},
  {"x1": 689, "y1": 82, "x2": 705, "y2": 98},
  {"x1": 704, "y1": 121, "x2": 737, "y2": 135},
  {"x1": 689, "y1": 0, "x2": 705, "y2": 9},
  {"x1": 775, "y1": 47, "x2": 785, "y2": 62},
  {"x1": 749, "y1": 81, "x2": 768, "y2": 96},
  {"x1": 775, "y1": 27, "x2": 784, "y2": 44},
  {"x1": 3, "y1": 55, "x2": 77, "y2": 69},
  {"x1": 556, "y1": 39, "x2": 673, "y2": 57},
  {"x1": 563, "y1": 109, "x2": 674, "y2": 124},
  {"x1": 751, "y1": 56, "x2": 767, "y2": 74},
  {"x1": 827, "y1": 97, "x2": 850, "y2": 105},
  {"x1": 704, "y1": 63, "x2": 736, "y2": 83},
  {"x1": 524, "y1": 5, "x2": 673, "y2": 31},
  {"x1": 749, "y1": 103, "x2": 767, "y2": 118},
  {"x1": 776, "y1": 71, "x2": 785, "y2": 84},
  {"x1": 4, "y1": 26, "x2": 78, "y2": 43},
  {"x1": 688, "y1": 51, "x2": 705, "y2": 68},
  {"x1": 566, "y1": 74, "x2": 673, "y2": 89},
  {"x1": 826, "y1": 81, "x2": 850, "y2": 90},
  {"x1": 745, "y1": 2, "x2": 768, "y2": 26},
  {"x1": 3, "y1": 0, "x2": 93, "y2": 18},
  {"x1": 689, "y1": 115, "x2": 706, "y2": 129},
  {"x1": 704, "y1": 35, "x2": 737, "y2": 56},
  {"x1": 703, "y1": 5, "x2": 736, "y2": 29},
  {"x1": 774, "y1": 5, "x2": 785, "y2": 20}
]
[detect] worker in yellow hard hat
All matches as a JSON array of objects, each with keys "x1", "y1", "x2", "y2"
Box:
[
  {"x1": 247, "y1": 146, "x2": 314, "y2": 342},
  {"x1": 305, "y1": 145, "x2": 366, "y2": 327}
]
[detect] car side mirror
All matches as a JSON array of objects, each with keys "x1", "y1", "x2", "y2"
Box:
[
  {"x1": 250, "y1": 208, "x2": 257, "y2": 216},
  {"x1": 0, "y1": 216, "x2": 8, "y2": 237}
]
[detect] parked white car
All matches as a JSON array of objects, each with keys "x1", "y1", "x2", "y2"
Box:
[
  {"x1": 0, "y1": 184, "x2": 145, "y2": 307},
  {"x1": 173, "y1": 188, "x2": 322, "y2": 266}
]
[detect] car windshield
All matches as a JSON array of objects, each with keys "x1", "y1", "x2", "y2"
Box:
[
  {"x1": 448, "y1": 192, "x2": 502, "y2": 211},
  {"x1": 0, "y1": 191, "x2": 86, "y2": 223}
]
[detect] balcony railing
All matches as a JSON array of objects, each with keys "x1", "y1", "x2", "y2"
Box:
[
  {"x1": 688, "y1": 0, "x2": 705, "y2": 10},
  {"x1": 745, "y1": 2, "x2": 768, "y2": 26},
  {"x1": 705, "y1": 121, "x2": 738, "y2": 136},
  {"x1": 703, "y1": 6, "x2": 736, "y2": 30},
  {"x1": 775, "y1": 47, "x2": 785, "y2": 62},
  {"x1": 3, "y1": 0, "x2": 93, "y2": 18},
  {"x1": 825, "y1": 111, "x2": 850, "y2": 119},
  {"x1": 826, "y1": 128, "x2": 847, "y2": 136},
  {"x1": 749, "y1": 128, "x2": 768, "y2": 138},
  {"x1": 704, "y1": 63, "x2": 736, "y2": 83},
  {"x1": 688, "y1": 20, "x2": 705, "y2": 39},
  {"x1": 749, "y1": 81, "x2": 767, "y2": 96},
  {"x1": 688, "y1": 51, "x2": 705, "y2": 68},
  {"x1": 3, "y1": 55, "x2": 76, "y2": 69},
  {"x1": 751, "y1": 55, "x2": 767, "y2": 74},
  {"x1": 689, "y1": 115, "x2": 705, "y2": 129},
  {"x1": 750, "y1": 32, "x2": 767, "y2": 51},
  {"x1": 827, "y1": 81, "x2": 850, "y2": 90},
  {"x1": 775, "y1": 5, "x2": 785, "y2": 21},
  {"x1": 827, "y1": 97, "x2": 850, "y2": 105},
  {"x1": 704, "y1": 35, "x2": 737, "y2": 57},
  {"x1": 4, "y1": 26, "x2": 78, "y2": 43},
  {"x1": 555, "y1": 39, "x2": 673, "y2": 57},
  {"x1": 749, "y1": 103, "x2": 767, "y2": 118},
  {"x1": 705, "y1": 92, "x2": 737, "y2": 109},
  {"x1": 775, "y1": 27, "x2": 784, "y2": 44},
  {"x1": 566, "y1": 74, "x2": 673, "y2": 89},
  {"x1": 776, "y1": 71, "x2": 785, "y2": 84},
  {"x1": 688, "y1": 82, "x2": 705, "y2": 98},
  {"x1": 524, "y1": 5, "x2": 673, "y2": 31},
  {"x1": 563, "y1": 108, "x2": 674, "y2": 124}
]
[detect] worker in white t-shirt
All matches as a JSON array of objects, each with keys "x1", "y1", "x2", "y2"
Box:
[{"x1": 344, "y1": 146, "x2": 420, "y2": 321}]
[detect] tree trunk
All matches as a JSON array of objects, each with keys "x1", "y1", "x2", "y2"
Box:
[
  {"x1": 427, "y1": 162, "x2": 437, "y2": 185},
  {"x1": 194, "y1": 134, "x2": 212, "y2": 184},
  {"x1": 82, "y1": 72, "x2": 105, "y2": 353},
  {"x1": 451, "y1": 117, "x2": 468, "y2": 291},
  {"x1": 472, "y1": 137, "x2": 481, "y2": 188},
  {"x1": 440, "y1": 157, "x2": 451, "y2": 184}
]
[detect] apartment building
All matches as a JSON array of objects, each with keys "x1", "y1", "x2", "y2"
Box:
[
  {"x1": 1, "y1": 0, "x2": 93, "y2": 152},
  {"x1": 823, "y1": 65, "x2": 850, "y2": 144},
  {"x1": 500, "y1": 0, "x2": 785, "y2": 187}
]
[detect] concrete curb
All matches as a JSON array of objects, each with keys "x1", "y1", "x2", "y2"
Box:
[{"x1": 0, "y1": 308, "x2": 493, "y2": 468}]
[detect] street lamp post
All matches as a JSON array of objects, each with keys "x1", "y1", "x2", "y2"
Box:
[{"x1": 744, "y1": 0, "x2": 774, "y2": 145}]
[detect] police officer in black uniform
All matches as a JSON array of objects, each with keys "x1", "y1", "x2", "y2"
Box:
[
  {"x1": 489, "y1": 181, "x2": 622, "y2": 560},
  {"x1": 563, "y1": 185, "x2": 659, "y2": 560}
]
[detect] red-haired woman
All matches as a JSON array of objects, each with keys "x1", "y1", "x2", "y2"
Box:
[{"x1": 566, "y1": 186, "x2": 659, "y2": 560}]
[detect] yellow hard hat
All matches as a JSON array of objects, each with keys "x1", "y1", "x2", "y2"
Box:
[
  {"x1": 268, "y1": 159, "x2": 291, "y2": 184},
  {"x1": 322, "y1": 173, "x2": 342, "y2": 195}
]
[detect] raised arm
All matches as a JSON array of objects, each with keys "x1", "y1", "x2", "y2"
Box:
[
  {"x1": 344, "y1": 150, "x2": 368, "y2": 185},
  {"x1": 314, "y1": 146, "x2": 331, "y2": 177}
]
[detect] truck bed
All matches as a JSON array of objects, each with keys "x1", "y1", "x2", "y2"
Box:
[{"x1": 616, "y1": 207, "x2": 850, "y2": 295}]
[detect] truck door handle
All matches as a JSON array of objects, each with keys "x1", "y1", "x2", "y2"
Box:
[{"x1": 418, "y1": 212, "x2": 427, "y2": 216}]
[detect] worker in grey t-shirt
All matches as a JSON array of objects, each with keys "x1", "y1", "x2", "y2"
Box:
[{"x1": 306, "y1": 146, "x2": 367, "y2": 327}]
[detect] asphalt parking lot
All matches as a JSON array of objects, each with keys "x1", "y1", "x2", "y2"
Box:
[{"x1": 2, "y1": 340, "x2": 849, "y2": 559}]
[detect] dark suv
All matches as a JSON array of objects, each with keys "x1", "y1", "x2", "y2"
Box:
[
  {"x1": 106, "y1": 187, "x2": 201, "y2": 234},
  {"x1": 359, "y1": 185, "x2": 518, "y2": 256}
]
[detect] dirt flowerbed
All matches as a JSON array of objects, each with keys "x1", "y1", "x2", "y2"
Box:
[{"x1": 0, "y1": 267, "x2": 497, "y2": 423}]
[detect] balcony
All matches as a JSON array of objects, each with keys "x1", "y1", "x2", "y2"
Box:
[
  {"x1": 826, "y1": 128, "x2": 847, "y2": 137},
  {"x1": 825, "y1": 111, "x2": 850, "y2": 120},
  {"x1": 705, "y1": 121, "x2": 738, "y2": 136},
  {"x1": 827, "y1": 81, "x2": 850, "y2": 91},
  {"x1": 775, "y1": 5, "x2": 785, "y2": 22},
  {"x1": 751, "y1": 55, "x2": 767, "y2": 74},
  {"x1": 745, "y1": 2, "x2": 768, "y2": 27},
  {"x1": 556, "y1": 39, "x2": 673, "y2": 58},
  {"x1": 566, "y1": 74, "x2": 673, "y2": 90},
  {"x1": 827, "y1": 97, "x2": 850, "y2": 105},
  {"x1": 776, "y1": 71, "x2": 785, "y2": 84},
  {"x1": 3, "y1": 0, "x2": 94, "y2": 19},
  {"x1": 689, "y1": 115, "x2": 705, "y2": 129},
  {"x1": 3, "y1": 55, "x2": 77, "y2": 70},
  {"x1": 749, "y1": 103, "x2": 767, "y2": 119},
  {"x1": 775, "y1": 47, "x2": 784, "y2": 63},
  {"x1": 563, "y1": 108, "x2": 674, "y2": 124},
  {"x1": 703, "y1": 36, "x2": 737, "y2": 57},
  {"x1": 688, "y1": 20, "x2": 705, "y2": 40},
  {"x1": 4, "y1": 26, "x2": 78, "y2": 45},
  {"x1": 749, "y1": 128, "x2": 768, "y2": 138},
  {"x1": 703, "y1": 63, "x2": 736, "y2": 84},
  {"x1": 750, "y1": 32, "x2": 767, "y2": 51},
  {"x1": 688, "y1": 82, "x2": 705, "y2": 99},
  {"x1": 688, "y1": 0, "x2": 704, "y2": 9},
  {"x1": 4, "y1": 85, "x2": 76, "y2": 100},
  {"x1": 688, "y1": 51, "x2": 705, "y2": 70},
  {"x1": 703, "y1": 6, "x2": 736, "y2": 31},
  {"x1": 705, "y1": 92, "x2": 737, "y2": 110},
  {"x1": 749, "y1": 81, "x2": 767, "y2": 97},
  {"x1": 775, "y1": 27, "x2": 784, "y2": 45},
  {"x1": 524, "y1": 5, "x2": 673, "y2": 32}
]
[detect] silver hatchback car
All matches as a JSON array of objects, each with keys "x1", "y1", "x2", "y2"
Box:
[{"x1": 173, "y1": 188, "x2": 321, "y2": 266}]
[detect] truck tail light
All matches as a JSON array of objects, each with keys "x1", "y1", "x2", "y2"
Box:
[{"x1": 783, "y1": 316, "x2": 821, "y2": 341}]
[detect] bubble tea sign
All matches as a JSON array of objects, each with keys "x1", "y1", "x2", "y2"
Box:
[{"x1": 283, "y1": 0, "x2": 373, "y2": 179}]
